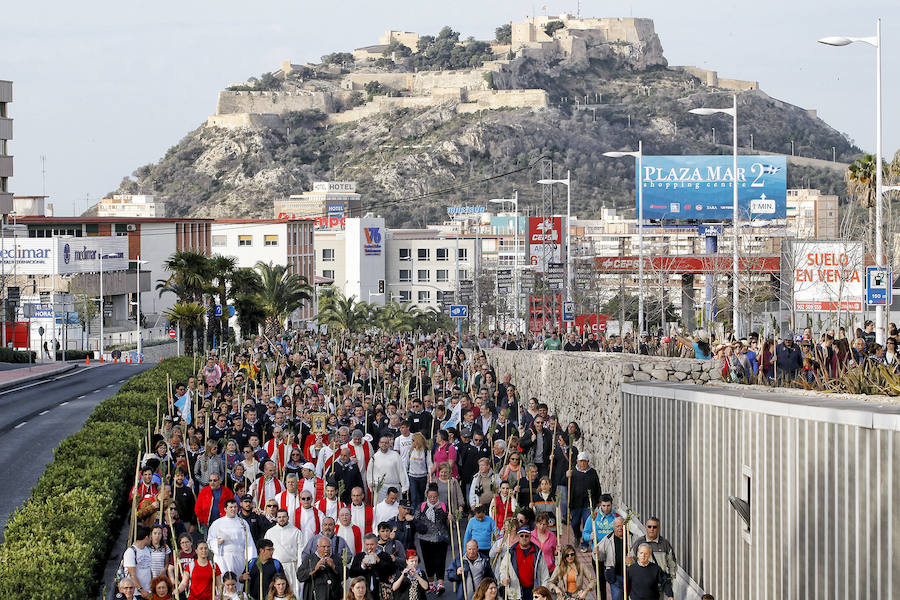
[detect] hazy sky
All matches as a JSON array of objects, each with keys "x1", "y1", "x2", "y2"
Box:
[{"x1": 1, "y1": 0, "x2": 897, "y2": 216}]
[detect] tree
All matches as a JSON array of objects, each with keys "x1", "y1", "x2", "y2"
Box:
[
  {"x1": 321, "y1": 52, "x2": 354, "y2": 65},
  {"x1": 157, "y1": 251, "x2": 210, "y2": 303},
  {"x1": 229, "y1": 268, "x2": 264, "y2": 340},
  {"x1": 254, "y1": 262, "x2": 313, "y2": 337},
  {"x1": 383, "y1": 40, "x2": 412, "y2": 57},
  {"x1": 70, "y1": 281, "x2": 98, "y2": 350},
  {"x1": 208, "y1": 254, "x2": 236, "y2": 345},
  {"x1": 165, "y1": 302, "x2": 205, "y2": 355},
  {"x1": 495, "y1": 24, "x2": 512, "y2": 45},
  {"x1": 846, "y1": 154, "x2": 889, "y2": 252},
  {"x1": 316, "y1": 287, "x2": 369, "y2": 332},
  {"x1": 543, "y1": 21, "x2": 565, "y2": 37}
]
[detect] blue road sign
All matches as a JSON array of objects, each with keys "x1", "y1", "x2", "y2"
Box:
[
  {"x1": 227, "y1": 305, "x2": 236, "y2": 318},
  {"x1": 866, "y1": 266, "x2": 891, "y2": 306},
  {"x1": 449, "y1": 305, "x2": 469, "y2": 318},
  {"x1": 214, "y1": 305, "x2": 223, "y2": 317},
  {"x1": 562, "y1": 301, "x2": 575, "y2": 322}
]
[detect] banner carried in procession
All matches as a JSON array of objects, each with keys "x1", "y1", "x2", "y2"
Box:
[{"x1": 636, "y1": 155, "x2": 787, "y2": 221}]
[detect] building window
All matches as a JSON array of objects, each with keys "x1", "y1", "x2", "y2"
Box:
[
  {"x1": 458, "y1": 248, "x2": 468, "y2": 261},
  {"x1": 417, "y1": 248, "x2": 430, "y2": 261},
  {"x1": 399, "y1": 269, "x2": 412, "y2": 283},
  {"x1": 238, "y1": 235, "x2": 252, "y2": 246},
  {"x1": 458, "y1": 269, "x2": 469, "y2": 280},
  {"x1": 417, "y1": 290, "x2": 431, "y2": 303},
  {"x1": 417, "y1": 269, "x2": 430, "y2": 283},
  {"x1": 212, "y1": 235, "x2": 227, "y2": 247},
  {"x1": 322, "y1": 248, "x2": 335, "y2": 262},
  {"x1": 436, "y1": 248, "x2": 449, "y2": 261},
  {"x1": 399, "y1": 290, "x2": 411, "y2": 303},
  {"x1": 436, "y1": 269, "x2": 449, "y2": 282},
  {"x1": 322, "y1": 269, "x2": 335, "y2": 280},
  {"x1": 264, "y1": 234, "x2": 279, "y2": 247},
  {"x1": 399, "y1": 248, "x2": 411, "y2": 260}
]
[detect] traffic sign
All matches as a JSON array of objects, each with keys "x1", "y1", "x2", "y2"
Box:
[
  {"x1": 214, "y1": 305, "x2": 223, "y2": 317},
  {"x1": 168, "y1": 329, "x2": 177, "y2": 339},
  {"x1": 227, "y1": 305, "x2": 236, "y2": 318},
  {"x1": 562, "y1": 301, "x2": 575, "y2": 322},
  {"x1": 449, "y1": 305, "x2": 469, "y2": 318},
  {"x1": 866, "y1": 266, "x2": 892, "y2": 306}
]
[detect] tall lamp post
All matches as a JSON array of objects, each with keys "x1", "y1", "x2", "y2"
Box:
[
  {"x1": 490, "y1": 192, "x2": 520, "y2": 332},
  {"x1": 536, "y1": 171, "x2": 572, "y2": 312},
  {"x1": 134, "y1": 256, "x2": 148, "y2": 358},
  {"x1": 604, "y1": 141, "x2": 644, "y2": 336},
  {"x1": 819, "y1": 20, "x2": 885, "y2": 343},
  {"x1": 690, "y1": 95, "x2": 740, "y2": 338}
]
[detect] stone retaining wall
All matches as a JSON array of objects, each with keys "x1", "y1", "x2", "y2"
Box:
[{"x1": 480, "y1": 349, "x2": 720, "y2": 500}]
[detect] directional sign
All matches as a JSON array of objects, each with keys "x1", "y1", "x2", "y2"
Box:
[
  {"x1": 168, "y1": 329, "x2": 177, "y2": 339},
  {"x1": 227, "y1": 305, "x2": 236, "y2": 318},
  {"x1": 866, "y1": 266, "x2": 892, "y2": 306},
  {"x1": 214, "y1": 305, "x2": 223, "y2": 317},
  {"x1": 449, "y1": 305, "x2": 469, "y2": 318},
  {"x1": 562, "y1": 301, "x2": 575, "y2": 323}
]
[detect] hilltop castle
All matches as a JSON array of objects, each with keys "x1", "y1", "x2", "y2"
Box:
[{"x1": 206, "y1": 15, "x2": 754, "y2": 131}]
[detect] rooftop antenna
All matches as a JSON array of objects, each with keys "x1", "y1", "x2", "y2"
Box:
[
  {"x1": 577, "y1": 0, "x2": 581, "y2": 17},
  {"x1": 40, "y1": 155, "x2": 46, "y2": 197}
]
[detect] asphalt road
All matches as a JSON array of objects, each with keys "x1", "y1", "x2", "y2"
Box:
[{"x1": 0, "y1": 362, "x2": 153, "y2": 540}]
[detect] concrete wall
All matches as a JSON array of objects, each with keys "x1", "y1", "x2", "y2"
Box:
[
  {"x1": 480, "y1": 349, "x2": 720, "y2": 500},
  {"x1": 215, "y1": 90, "x2": 334, "y2": 115},
  {"x1": 620, "y1": 381, "x2": 900, "y2": 600},
  {"x1": 460, "y1": 89, "x2": 548, "y2": 111},
  {"x1": 672, "y1": 66, "x2": 759, "y2": 91}
]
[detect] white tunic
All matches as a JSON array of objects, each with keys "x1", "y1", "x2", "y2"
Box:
[
  {"x1": 275, "y1": 490, "x2": 301, "y2": 527},
  {"x1": 393, "y1": 434, "x2": 414, "y2": 469},
  {"x1": 267, "y1": 523, "x2": 303, "y2": 593},
  {"x1": 297, "y1": 505, "x2": 323, "y2": 550},
  {"x1": 314, "y1": 445, "x2": 335, "y2": 478},
  {"x1": 366, "y1": 449, "x2": 410, "y2": 501},
  {"x1": 206, "y1": 515, "x2": 257, "y2": 578},
  {"x1": 373, "y1": 499, "x2": 399, "y2": 528}
]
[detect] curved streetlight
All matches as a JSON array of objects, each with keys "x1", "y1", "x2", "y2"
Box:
[
  {"x1": 689, "y1": 95, "x2": 740, "y2": 337},
  {"x1": 819, "y1": 20, "x2": 884, "y2": 342},
  {"x1": 537, "y1": 172, "x2": 572, "y2": 310},
  {"x1": 603, "y1": 141, "x2": 645, "y2": 336}
]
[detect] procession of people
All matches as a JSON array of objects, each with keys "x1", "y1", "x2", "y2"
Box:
[{"x1": 116, "y1": 330, "x2": 698, "y2": 600}]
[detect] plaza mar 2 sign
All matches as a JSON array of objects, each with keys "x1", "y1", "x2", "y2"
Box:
[{"x1": 788, "y1": 240, "x2": 864, "y2": 313}]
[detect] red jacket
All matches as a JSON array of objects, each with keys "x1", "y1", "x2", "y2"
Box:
[{"x1": 194, "y1": 485, "x2": 235, "y2": 527}]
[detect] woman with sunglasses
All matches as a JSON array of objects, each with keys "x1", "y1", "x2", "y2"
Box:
[
  {"x1": 546, "y1": 545, "x2": 593, "y2": 600},
  {"x1": 284, "y1": 448, "x2": 305, "y2": 478}
]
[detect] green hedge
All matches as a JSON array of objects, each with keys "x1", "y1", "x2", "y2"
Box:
[
  {"x1": 0, "y1": 347, "x2": 36, "y2": 363},
  {"x1": 0, "y1": 355, "x2": 196, "y2": 599},
  {"x1": 55, "y1": 349, "x2": 92, "y2": 361}
]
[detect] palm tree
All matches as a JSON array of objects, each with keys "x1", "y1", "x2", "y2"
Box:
[
  {"x1": 229, "y1": 268, "x2": 264, "y2": 340},
  {"x1": 374, "y1": 301, "x2": 422, "y2": 332},
  {"x1": 846, "y1": 154, "x2": 887, "y2": 251},
  {"x1": 158, "y1": 251, "x2": 211, "y2": 302},
  {"x1": 165, "y1": 302, "x2": 206, "y2": 355},
  {"x1": 208, "y1": 254, "x2": 237, "y2": 345},
  {"x1": 254, "y1": 261, "x2": 313, "y2": 336},
  {"x1": 316, "y1": 287, "x2": 369, "y2": 332}
]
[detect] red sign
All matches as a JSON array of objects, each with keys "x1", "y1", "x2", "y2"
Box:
[
  {"x1": 314, "y1": 216, "x2": 346, "y2": 229},
  {"x1": 168, "y1": 329, "x2": 177, "y2": 339},
  {"x1": 528, "y1": 295, "x2": 562, "y2": 333},
  {"x1": 574, "y1": 314, "x2": 608, "y2": 334},
  {"x1": 593, "y1": 255, "x2": 781, "y2": 274},
  {"x1": 528, "y1": 217, "x2": 563, "y2": 268},
  {"x1": 3, "y1": 321, "x2": 30, "y2": 349}
]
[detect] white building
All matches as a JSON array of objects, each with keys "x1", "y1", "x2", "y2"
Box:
[
  {"x1": 211, "y1": 219, "x2": 316, "y2": 322},
  {"x1": 274, "y1": 181, "x2": 362, "y2": 223},
  {"x1": 98, "y1": 194, "x2": 166, "y2": 218}
]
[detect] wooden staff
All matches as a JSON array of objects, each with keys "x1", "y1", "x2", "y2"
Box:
[
  {"x1": 566, "y1": 436, "x2": 573, "y2": 517},
  {"x1": 165, "y1": 505, "x2": 182, "y2": 600},
  {"x1": 147, "y1": 421, "x2": 152, "y2": 456},
  {"x1": 588, "y1": 491, "x2": 601, "y2": 600},
  {"x1": 622, "y1": 510, "x2": 629, "y2": 600},
  {"x1": 455, "y1": 507, "x2": 468, "y2": 600},
  {"x1": 129, "y1": 444, "x2": 142, "y2": 545},
  {"x1": 155, "y1": 397, "x2": 161, "y2": 434}
]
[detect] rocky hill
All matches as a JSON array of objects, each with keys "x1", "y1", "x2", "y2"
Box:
[{"x1": 109, "y1": 18, "x2": 858, "y2": 226}]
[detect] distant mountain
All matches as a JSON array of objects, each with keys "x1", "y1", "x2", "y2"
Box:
[{"x1": 108, "y1": 18, "x2": 858, "y2": 225}]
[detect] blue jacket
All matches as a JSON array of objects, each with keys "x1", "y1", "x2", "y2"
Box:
[
  {"x1": 463, "y1": 516, "x2": 499, "y2": 552},
  {"x1": 446, "y1": 554, "x2": 495, "y2": 600},
  {"x1": 582, "y1": 510, "x2": 616, "y2": 545}
]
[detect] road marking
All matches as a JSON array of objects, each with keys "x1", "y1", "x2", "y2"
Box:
[
  {"x1": 59, "y1": 401, "x2": 69, "y2": 406},
  {"x1": 0, "y1": 364, "x2": 100, "y2": 396},
  {"x1": 78, "y1": 395, "x2": 86, "y2": 399},
  {"x1": 39, "y1": 410, "x2": 50, "y2": 415},
  {"x1": 119, "y1": 379, "x2": 125, "y2": 383},
  {"x1": 106, "y1": 384, "x2": 114, "y2": 388},
  {"x1": 14, "y1": 422, "x2": 26, "y2": 429}
]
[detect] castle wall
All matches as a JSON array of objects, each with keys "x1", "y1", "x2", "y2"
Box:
[
  {"x1": 215, "y1": 90, "x2": 334, "y2": 115},
  {"x1": 206, "y1": 113, "x2": 286, "y2": 130},
  {"x1": 673, "y1": 66, "x2": 758, "y2": 92},
  {"x1": 343, "y1": 73, "x2": 413, "y2": 91}
]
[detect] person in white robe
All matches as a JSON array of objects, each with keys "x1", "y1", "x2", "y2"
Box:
[
  {"x1": 206, "y1": 498, "x2": 257, "y2": 589},
  {"x1": 267, "y1": 509, "x2": 303, "y2": 594},
  {"x1": 366, "y1": 436, "x2": 409, "y2": 504}
]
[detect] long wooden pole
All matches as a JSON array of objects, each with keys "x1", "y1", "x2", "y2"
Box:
[{"x1": 129, "y1": 443, "x2": 142, "y2": 545}]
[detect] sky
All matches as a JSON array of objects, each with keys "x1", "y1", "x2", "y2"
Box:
[{"x1": 1, "y1": 0, "x2": 897, "y2": 216}]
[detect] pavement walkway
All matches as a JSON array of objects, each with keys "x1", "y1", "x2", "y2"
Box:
[{"x1": 0, "y1": 362, "x2": 78, "y2": 390}]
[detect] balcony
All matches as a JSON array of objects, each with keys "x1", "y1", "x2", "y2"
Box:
[
  {"x1": 0, "y1": 80, "x2": 11, "y2": 103},
  {"x1": 0, "y1": 118, "x2": 11, "y2": 140},
  {"x1": 0, "y1": 155, "x2": 11, "y2": 178}
]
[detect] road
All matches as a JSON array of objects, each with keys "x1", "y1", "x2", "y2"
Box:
[{"x1": 0, "y1": 362, "x2": 153, "y2": 539}]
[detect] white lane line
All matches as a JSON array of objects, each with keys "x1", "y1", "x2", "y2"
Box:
[
  {"x1": 77, "y1": 395, "x2": 86, "y2": 399},
  {"x1": 39, "y1": 409, "x2": 50, "y2": 415},
  {"x1": 119, "y1": 379, "x2": 125, "y2": 383},
  {"x1": 14, "y1": 422, "x2": 26, "y2": 429},
  {"x1": 106, "y1": 384, "x2": 114, "y2": 388},
  {"x1": 59, "y1": 401, "x2": 69, "y2": 406}
]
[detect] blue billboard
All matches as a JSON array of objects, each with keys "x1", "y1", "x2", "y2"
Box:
[{"x1": 636, "y1": 155, "x2": 787, "y2": 221}]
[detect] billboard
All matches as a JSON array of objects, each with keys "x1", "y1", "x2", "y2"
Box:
[
  {"x1": 528, "y1": 217, "x2": 563, "y2": 272},
  {"x1": 787, "y1": 240, "x2": 864, "y2": 312},
  {"x1": 637, "y1": 155, "x2": 787, "y2": 220},
  {"x1": 575, "y1": 313, "x2": 608, "y2": 335},
  {"x1": 0, "y1": 237, "x2": 128, "y2": 275}
]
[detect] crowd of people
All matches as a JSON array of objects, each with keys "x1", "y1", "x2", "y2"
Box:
[{"x1": 116, "y1": 330, "x2": 720, "y2": 600}]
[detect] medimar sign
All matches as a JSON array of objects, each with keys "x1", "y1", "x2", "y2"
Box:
[{"x1": 636, "y1": 155, "x2": 787, "y2": 221}]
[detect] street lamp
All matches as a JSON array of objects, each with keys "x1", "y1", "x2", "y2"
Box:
[
  {"x1": 690, "y1": 95, "x2": 740, "y2": 338},
  {"x1": 133, "y1": 256, "x2": 149, "y2": 358},
  {"x1": 603, "y1": 141, "x2": 645, "y2": 336},
  {"x1": 536, "y1": 171, "x2": 572, "y2": 308},
  {"x1": 819, "y1": 20, "x2": 885, "y2": 343},
  {"x1": 490, "y1": 192, "x2": 520, "y2": 332}
]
